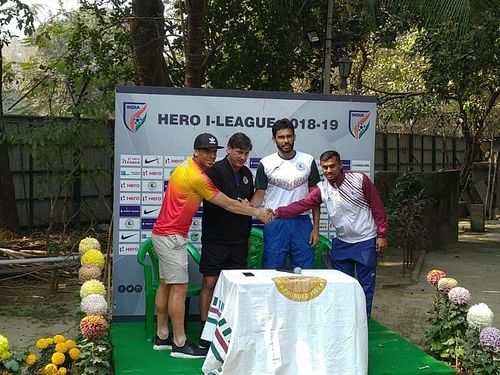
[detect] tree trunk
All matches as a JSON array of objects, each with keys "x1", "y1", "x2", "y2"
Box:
[
  {"x1": 0, "y1": 44, "x2": 20, "y2": 233},
  {"x1": 184, "y1": 0, "x2": 206, "y2": 88},
  {"x1": 130, "y1": 0, "x2": 171, "y2": 86}
]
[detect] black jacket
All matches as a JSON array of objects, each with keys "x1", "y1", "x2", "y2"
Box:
[{"x1": 202, "y1": 157, "x2": 254, "y2": 244}]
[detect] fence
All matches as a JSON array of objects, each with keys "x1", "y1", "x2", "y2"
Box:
[{"x1": 2, "y1": 115, "x2": 465, "y2": 229}]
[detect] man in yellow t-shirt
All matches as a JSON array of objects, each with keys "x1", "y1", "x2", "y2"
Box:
[{"x1": 152, "y1": 133, "x2": 272, "y2": 359}]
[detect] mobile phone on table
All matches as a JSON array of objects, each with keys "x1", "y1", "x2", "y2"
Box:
[{"x1": 242, "y1": 272, "x2": 255, "y2": 277}]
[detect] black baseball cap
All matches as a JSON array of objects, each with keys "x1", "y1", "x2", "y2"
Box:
[{"x1": 193, "y1": 133, "x2": 224, "y2": 149}]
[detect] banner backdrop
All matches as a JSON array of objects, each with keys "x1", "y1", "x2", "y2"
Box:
[{"x1": 113, "y1": 86, "x2": 377, "y2": 319}]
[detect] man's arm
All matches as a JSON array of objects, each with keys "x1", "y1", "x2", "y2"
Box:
[
  {"x1": 310, "y1": 197, "x2": 320, "y2": 246},
  {"x1": 251, "y1": 163, "x2": 267, "y2": 207},
  {"x1": 275, "y1": 186, "x2": 322, "y2": 218},
  {"x1": 250, "y1": 189, "x2": 265, "y2": 208},
  {"x1": 362, "y1": 175, "x2": 388, "y2": 252},
  {"x1": 209, "y1": 191, "x2": 272, "y2": 223}
]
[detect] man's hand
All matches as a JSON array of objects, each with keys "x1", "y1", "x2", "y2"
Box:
[
  {"x1": 309, "y1": 227, "x2": 319, "y2": 247},
  {"x1": 376, "y1": 237, "x2": 387, "y2": 253},
  {"x1": 257, "y1": 208, "x2": 274, "y2": 224}
]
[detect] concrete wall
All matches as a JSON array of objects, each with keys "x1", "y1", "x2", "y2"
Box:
[{"x1": 375, "y1": 170, "x2": 460, "y2": 249}]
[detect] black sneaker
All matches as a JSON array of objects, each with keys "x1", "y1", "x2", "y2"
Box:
[
  {"x1": 199, "y1": 338, "x2": 211, "y2": 349},
  {"x1": 199, "y1": 321, "x2": 210, "y2": 349},
  {"x1": 170, "y1": 340, "x2": 208, "y2": 359},
  {"x1": 153, "y1": 333, "x2": 173, "y2": 351}
]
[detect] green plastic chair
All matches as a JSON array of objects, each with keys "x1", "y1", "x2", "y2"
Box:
[
  {"x1": 247, "y1": 227, "x2": 332, "y2": 269},
  {"x1": 314, "y1": 234, "x2": 332, "y2": 269},
  {"x1": 247, "y1": 227, "x2": 264, "y2": 269},
  {"x1": 136, "y1": 239, "x2": 202, "y2": 342}
]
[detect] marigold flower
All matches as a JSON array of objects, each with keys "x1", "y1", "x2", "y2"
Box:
[
  {"x1": 467, "y1": 303, "x2": 494, "y2": 329},
  {"x1": 58, "y1": 367, "x2": 68, "y2": 375},
  {"x1": 426, "y1": 269, "x2": 446, "y2": 286},
  {"x1": 80, "y1": 279, "x2": 106, "y2": 299},
  {"x1": 79, "y1": 236, "x2": 101, "y2": 255},
  {"x1": 53, "y1": 335, "x2": 65, "y2": 344},
  {"x1": 80, "y1": 315, "x2": 109, "y2": 339},
  {"x1": 43, "y1": 363, "x2": 58, "y2": 375},
  {"x1": 26, "y1": 353, "x2": 38, "y2": 365},
  {"x1": 45, "y1": 337, "x2": 54, "y2": 345},
  {"x1": 448, "y1": 286, "x2": 470, "y2": 305},
  {"x1": 68, "y1": 347, "x2": 80, "y2": 360},
  {"x1": 64, "y1": 340, "x2": 76, "y2": 349},
  {"x1": 55, "y1": 342, "x2": 68, "y2": 353},
  {"x1": 437, "y1": 277, "x2": 458, "y2": 295},
  {"x1": 0, "y1": 334, "x2": 10, "y2": 360},
  {"x1": 51, "y1": 351, "x2": 65, "y2": 366},
  {"x1": 36, "y1": 338, "x2": 49, "y2": 349},
  {"x1": 479, "y1": 327, "x2": 500, "y2": 353},
  {"x1": 81, "y1": 294, "x2": 108, "y2": 316},
  {"x1": 78, "y1": 264, "x2": 102, "y2": 283},
  {"x1": 81, "y1": 249, "x2": 105, "y2": 270}
]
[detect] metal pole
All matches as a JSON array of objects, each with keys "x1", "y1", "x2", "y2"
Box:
[
  {"x1": 0, "y1": 255, "x2": 80, "y2": 266},
  {"x1": 322, "y1": 0, "x2": 334, "y2": 94}
]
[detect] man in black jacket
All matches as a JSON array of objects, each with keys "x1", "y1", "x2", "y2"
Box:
[{"x1": 199, "y1": 132, "x2": 254, "y2": 348}]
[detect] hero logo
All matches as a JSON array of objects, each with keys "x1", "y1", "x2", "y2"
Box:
[
  {"x1": 349, "y1": 111, "x2": 371, "y2": 140},
  {"x1": 123, "y1": 102, "x2": 147, "y2": 133}
]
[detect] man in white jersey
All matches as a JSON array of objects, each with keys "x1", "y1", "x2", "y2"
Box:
[
  {"x1": 275, "y1": 150, "x2": 388, "y2": 318},
  {"x1": 251, "y1": 118, "x2": 320, "y2": 269}
]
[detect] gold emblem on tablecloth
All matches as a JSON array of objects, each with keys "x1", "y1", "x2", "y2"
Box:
[{"x1": 272, "y1": 276, "x2": 327, "y2": 301}]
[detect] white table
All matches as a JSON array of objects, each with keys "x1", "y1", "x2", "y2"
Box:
[{"x1": 201, "y1": 269, "x2": 368, "y2": 375}]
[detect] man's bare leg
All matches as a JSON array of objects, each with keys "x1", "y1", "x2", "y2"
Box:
[
  {"x1": 155, "y1": 282, "x2": 170, "y2": 339},
  {"x1": 168, "y1": 283, "x2": 188, "y2": 346},
  {"x1": 200, "y1": 275, "x2": 219, "y2": 321}
]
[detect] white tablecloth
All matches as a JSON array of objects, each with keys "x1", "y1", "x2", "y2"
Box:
[{"x1": 201, "y1": 269, "x2": 368, "y2": 375}]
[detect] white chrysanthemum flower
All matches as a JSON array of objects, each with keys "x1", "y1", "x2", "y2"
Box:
[
  {"x1": 79, "y1": 237, "x2": 101, "y2": 255},
  {"x1": 81, "y1": 294, "x2": 108, "y2": 316},
  {"x1": 467, "y1": 303, "x2": 494, "y2": 329}
]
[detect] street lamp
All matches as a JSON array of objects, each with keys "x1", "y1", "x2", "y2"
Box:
[{"x1": 337, "y1": 54, "x2": 352, "y2": 93}]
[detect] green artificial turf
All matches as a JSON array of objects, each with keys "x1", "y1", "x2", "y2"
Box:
[{"x1": 111, "y1": 320, "x2": 454, "y2": 374}]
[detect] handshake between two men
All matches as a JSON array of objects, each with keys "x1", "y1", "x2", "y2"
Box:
[
  {"x1": 256, "y1": 208, "x2": 275, "y2": 224},
  {"x1": 237, "y1": 197, "x2": 275, "y2": 224}
]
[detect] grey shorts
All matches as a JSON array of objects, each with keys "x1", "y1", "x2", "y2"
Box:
[{"x1": 151, "y1": 233, "x2": 189, "y2": 284}]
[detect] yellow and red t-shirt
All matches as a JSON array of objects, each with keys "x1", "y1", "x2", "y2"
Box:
[{"x1": 152, "y1": 158, "x2": 219, "y2": 237}]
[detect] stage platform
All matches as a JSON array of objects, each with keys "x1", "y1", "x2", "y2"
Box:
[{"x1": 111, "y1": 320, "x2": 454, "y2": 374}]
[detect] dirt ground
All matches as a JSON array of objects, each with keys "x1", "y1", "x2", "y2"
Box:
[{"x1": 1, "y1": 219, "x2": 499, "y2": 352}]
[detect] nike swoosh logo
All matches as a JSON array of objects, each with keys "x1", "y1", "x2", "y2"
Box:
[
  {"x1": 121, "y1": 234, "x2": 136, "y2": 240},
  {"x1": 143, "y1": 209, "x2": 158, "y2": 215},
  {"x1": 145, "y1": 158, "x2": 160, "y2": 164}
]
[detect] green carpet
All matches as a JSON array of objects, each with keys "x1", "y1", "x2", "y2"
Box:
[{"x1": 111, "y1": 320, "x2": 454, "y2": 374}]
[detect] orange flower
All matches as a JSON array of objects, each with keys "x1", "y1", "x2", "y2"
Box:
[{"x1": 426, "y1": 269, "x2": 446, "y2": 286}]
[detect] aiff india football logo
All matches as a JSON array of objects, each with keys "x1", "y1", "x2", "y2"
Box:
[
  {"x1": 349, "y1": 110, "x2": 371, "y2": 139},
  {"x1": 123, "y1": 102, "x2": 147, "y2": 133}
]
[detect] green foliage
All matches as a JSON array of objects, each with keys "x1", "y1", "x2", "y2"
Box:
[
  {"x1": 387, "y1": 171, "x2": 432, "y2": 270},
  {"x1": 425, "y1": 292, "x2": 467, "y2": 365},
  {"x1": 415, "y1": 9, "x2": 499, "y2": 140},
  {"x1": 0, "y1": 350, "x2": 26, "y2": 375},
  {"x1": 0, "y1": 117, "x2": 112, "y2": 232},
  {"x1": 201, "y1": 0, "x2": 320, "y2": 91},
  {"x1": 73, "y1": 337, "x2": 113, "y2": 375},
  {"x1": 462, "y1": 327, "x2": 500, "y2": 375},
  {"x1": 0, "y1": 0, "x2": 35, "y2": 47},
  {"x1": 6, "y1": 4, "x2": 134, "y2": 118}
]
